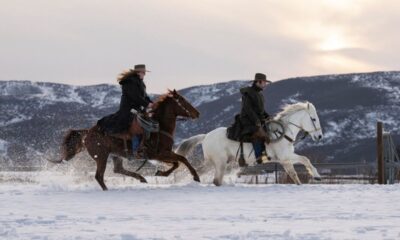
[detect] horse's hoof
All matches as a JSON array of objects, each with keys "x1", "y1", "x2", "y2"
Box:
[
  {"x1": 155, "y1": 171, "x2": 163, "y2": 176},
  {"x1": 140, "y1": 178, "x2": 148, "y2": 183},
  {"x1": 213, "y1": 179, "x2": 221, "y2": 186},
  {"x1": 314, "y1": 177, "x2": 322, "y2": 181},
  {"x1": 193, "y1": 175, "x2": 200, "y2": 182}
]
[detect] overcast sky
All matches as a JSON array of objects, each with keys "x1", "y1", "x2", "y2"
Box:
[{"x1": 1, "y1": 0, "x2": 399, "y2": 93}]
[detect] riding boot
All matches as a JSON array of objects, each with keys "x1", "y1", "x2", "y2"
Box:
[
  {"x1": 133, "y1": 135, "x2": 148, "y2": 160},
  {"x1": 135, "y1": 146, "x2": 147, "y2": 160},
  {"x1": 256, "y1": 151, "x2": 270, "y2": 164}
]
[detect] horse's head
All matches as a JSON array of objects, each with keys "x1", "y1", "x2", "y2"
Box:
[
  {"x1": 276, "y1": 101, "x2": 323, "y2": 142},
  {"x1": 301, "y1": 102, "x2": 323, "y2": 141},
  {"x1": 152, "y1": 89, "x2": 199, "y2": 120},
  {"x1": 167, "y1": 89, "x2": 200, "y2": 119}
]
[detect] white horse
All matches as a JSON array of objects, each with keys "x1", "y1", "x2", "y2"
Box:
[{"x1": 176, "y1": 101, "x2": 323, "y2": 185}]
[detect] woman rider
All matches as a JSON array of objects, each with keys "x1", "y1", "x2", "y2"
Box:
[{"x1": 97, "y1": 64, "x2": 153, "y2": 157}]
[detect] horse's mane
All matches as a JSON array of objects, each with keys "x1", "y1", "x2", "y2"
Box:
[
  {"x1": 275, "y1": 102, "x2": 311, "y2": 120},
  {"x1": 151, "y1": 92, "x2": 172, "y2": 113}
]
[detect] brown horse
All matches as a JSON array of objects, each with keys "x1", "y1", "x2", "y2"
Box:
[{"x1": 52, "y1": 89, "x2": 200, "y2": 190}]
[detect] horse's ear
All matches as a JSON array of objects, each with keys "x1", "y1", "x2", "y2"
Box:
[
  {"x1": 307, "y1": 102, "x2": 310, "y2": 110},
  {"x1": 173, "y1": 89, "x2": 177, "y2": 94},
  {"x1": 166, "y1": 89, "x2": 173, "y2": 97}
]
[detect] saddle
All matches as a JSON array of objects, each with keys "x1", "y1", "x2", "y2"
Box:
[
  {"x1": 108, "y1": 111, "x2": 160, "y2": 141},
  {"x1": 227, "y1": 114, "x2": 249, "y2": 142},
  {"x1": 227, "y1": 114, "x2": 270, "y2": 166},
  {"x1": 226, "y1": 114, "x2": 265, "y2": 143}
]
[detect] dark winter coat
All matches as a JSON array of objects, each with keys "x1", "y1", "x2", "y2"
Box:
[
  {"x1": 239, "y1": 84, "x2": 269, "y2": 136},
  {"x1": 97, "y1": 71, "x2": 152, "y2": 134}
]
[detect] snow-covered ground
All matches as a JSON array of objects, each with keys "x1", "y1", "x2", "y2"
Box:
[{"x1": 1, "y1": 171, "x2": 400, "y2": 240}]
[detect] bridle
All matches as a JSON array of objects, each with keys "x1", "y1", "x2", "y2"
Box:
[
  {"x1": 287, "y1": 110, "x2": 321, "y2": 134},
  {"x1": 279, "y1": 104, "x2": 321, "y2": 142},
  {"x1": 152, "y1": 95, "x2": 193, "y2": 121},
  {"x1": 304, "y1": 103, "x2": 322, "y2": 133},
  {"x1": 171, "y1": 96, "x2": 195, "y2": 121}
]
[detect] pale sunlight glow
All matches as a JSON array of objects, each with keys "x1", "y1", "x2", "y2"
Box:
[{"x1": 319, "y1": 33, "x2": 349, "y2": 51}]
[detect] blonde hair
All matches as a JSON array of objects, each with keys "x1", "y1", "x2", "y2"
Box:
[{"x1": 117, "y1": 69, "x2": 137, "y2": 83}]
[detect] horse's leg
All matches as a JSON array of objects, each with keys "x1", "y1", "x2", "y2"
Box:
[
  {"x1": 291, "y1": 154, "x2": 321, "y2": 181},
  {"x1": 94, "y1": 157, "x2": 108, "y2": 191},
  {"x1": 151, "y1": 155, "x2": 179, "y2": 177},
  {"x1": 112, "y1": 156, "x2": 147, "y2": 183},
  {"x1": 280, "y1": 160, "x2": 302, "y2": 185},
  {"x1": 212, "y1": 160, "x2": 226, "y2": 186},
  {"x1": 204, "y1": 151, "x2": 226, "y2": 186},
  {"x1": 173, "y1": 153, "x2": 200, "y2": 182},
  {"x1": 155, "y1": 162, "x2": 179, "y2": 177},
  {"x1": 155, "y1": 152, "x2": 200, "y2": 182},
  {"x1": 85, "y1": 132, "x2": 109, "y2": 191},
  {"x1": 87, "y1": 145, "x2": 108, "y2": 191}
]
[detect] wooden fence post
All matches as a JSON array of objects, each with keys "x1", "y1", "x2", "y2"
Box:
[{"x1": 377, "y1": 122, "x2": 385, "y2": 184}]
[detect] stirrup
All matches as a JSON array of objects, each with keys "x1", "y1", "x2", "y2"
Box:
[
  {"x1": 238, "y1": 157, "x2": 248, "y2": 167},
  {"x1": 132, "y1": 147, "x2": 147, "y2": 160},
  {"x1": 127, "y1": 155, "x2": 136, "y2": 161}
]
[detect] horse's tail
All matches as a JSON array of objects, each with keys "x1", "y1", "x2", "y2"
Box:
[
  {"x1": 175, "y1": 134, "x2": 206, "y2": 157},
  {"x1": 62, "y1": 129, "x2": 89, "y2": 161},
  {"x1": 48, "y1": 129, "x2": 89, "y2": 163}
]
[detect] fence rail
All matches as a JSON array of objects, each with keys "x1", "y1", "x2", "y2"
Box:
[
  {"x1": 238, "y1": 162, "x2": 375, "y2": 177},
  {"x1": 239, "y1": 122, "x2": 400, "y2": 184}
]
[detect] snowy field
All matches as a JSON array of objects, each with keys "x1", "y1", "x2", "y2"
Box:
[{"x1": 1, "y1": 171, "x2": 400, "y2": 240}]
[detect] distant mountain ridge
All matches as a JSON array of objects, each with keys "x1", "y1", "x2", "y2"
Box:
[{"x1": 1, "y1": 71, "x2": 399, "y2": 167}]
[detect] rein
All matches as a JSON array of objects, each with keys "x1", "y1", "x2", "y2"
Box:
[{"x1": 147, "y1": 95, "x2": 195, "y2": 148}]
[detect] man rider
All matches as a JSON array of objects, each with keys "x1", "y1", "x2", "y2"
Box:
[
  {"x1": 239, "y1": 73, "x2": 271, "y2": 167},
  {"x1": 97, "y1": 64, "x2": 152, "y2": 158}
]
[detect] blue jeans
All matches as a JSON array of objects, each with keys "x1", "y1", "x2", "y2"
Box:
[
  {"x1": 132, "y1": 135, "x2": 142, "y2": 153},
  {"x1": 252, "y1": 140, "x2": 265, "y2": 159}
]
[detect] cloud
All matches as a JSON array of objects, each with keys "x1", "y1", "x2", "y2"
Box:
[{"x1": 0, "y1": 0, "x2": 399, "y2": 93}]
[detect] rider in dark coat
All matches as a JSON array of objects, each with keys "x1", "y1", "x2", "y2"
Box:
[
  {"x1": 238, "y1": 73, "x2": 271, "y2": 166},
  {"x1": 98, "y1": 64, "x2": 152, "y2": 134},
  {"x1": 97, "y1": 64, "x2": 152, "y2": 156}
]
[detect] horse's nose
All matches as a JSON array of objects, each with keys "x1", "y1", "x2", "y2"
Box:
[{"x1": 318, "y1": 135, "x2": 322, "y2": 140}]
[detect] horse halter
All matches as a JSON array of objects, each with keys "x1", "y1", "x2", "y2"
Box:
[
  {"x1": 288, "y1": 107, "x2": 321, "y2": 134},
  {"x1": 307, "y1": 115, "x2": 321, "y2": 133},
  {"x1": 172, "y1": 96, "x2": 193, "y2": 120},
  {"x1": 305, "y1": 103, "x2": 322, "y2": 133}
]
